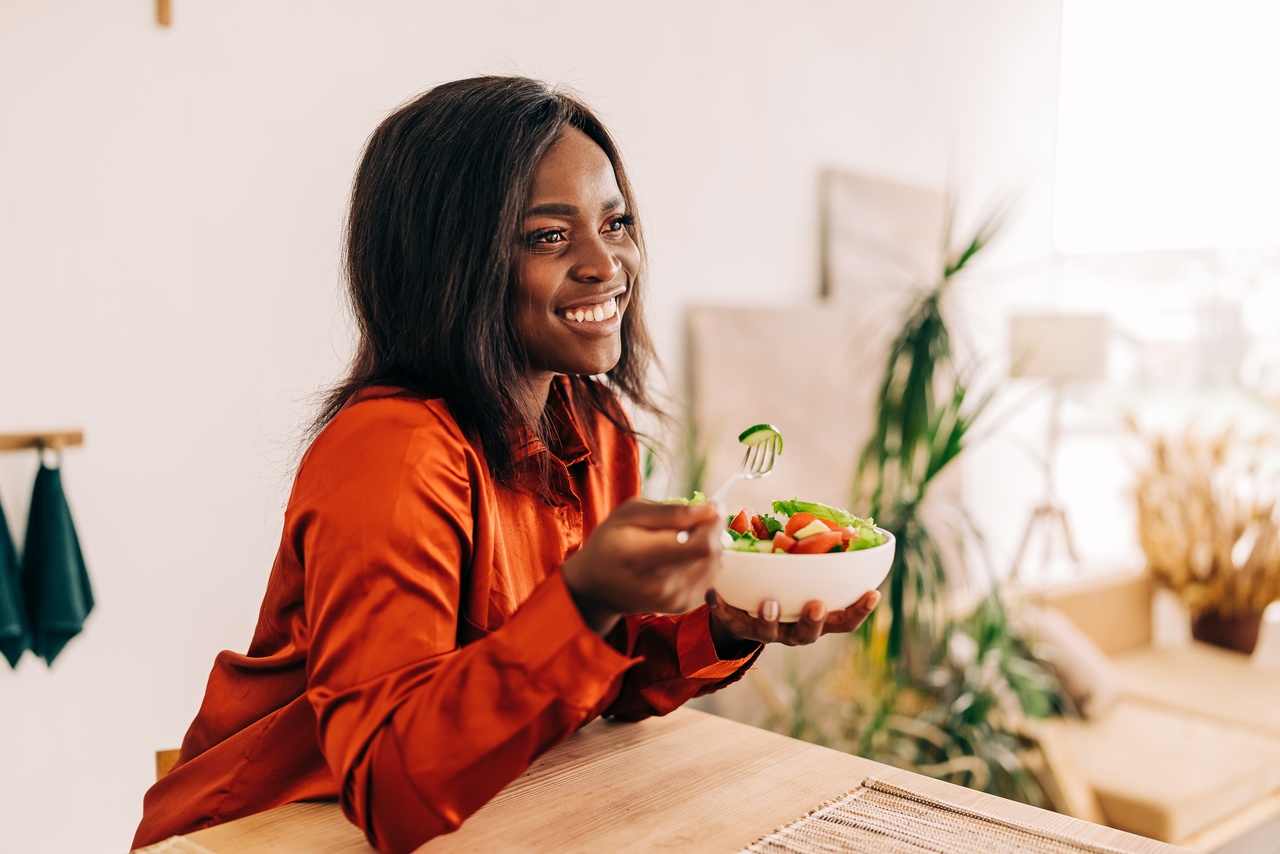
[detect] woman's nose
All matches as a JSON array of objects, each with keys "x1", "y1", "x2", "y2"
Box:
[{"x1": 570, "y1": 236, "x2": 623, "y2": 282}]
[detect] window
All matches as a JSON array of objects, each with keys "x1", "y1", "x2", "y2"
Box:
[{"x1": 1054, "y1": 0, "x2": 1280, "y2": 254}]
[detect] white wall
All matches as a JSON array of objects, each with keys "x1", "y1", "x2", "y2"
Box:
[{"x1": 0, "y1": 2, "x2": 1062, "y2": 850}]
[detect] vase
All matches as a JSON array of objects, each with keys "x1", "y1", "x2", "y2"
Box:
[{"x1": 1190, "y1": 609, "x2": 1263, "y2": 655}]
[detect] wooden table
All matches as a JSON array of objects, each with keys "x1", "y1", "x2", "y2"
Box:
[{"x1": 138, "y1": 709, "x2": 1186, "y2": 853}]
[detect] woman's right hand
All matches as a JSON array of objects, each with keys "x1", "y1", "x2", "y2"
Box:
[{"x1": 562, "y1": 499, "x2": 724, "y2": 634}]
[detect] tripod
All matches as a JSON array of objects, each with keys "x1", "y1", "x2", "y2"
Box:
[{"x1": 1009, "y1": 383, "x2": 1080, "y2": 582}]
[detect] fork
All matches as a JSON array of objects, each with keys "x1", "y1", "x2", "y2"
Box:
[{"x1": 708, "y1": 440, "x2": 778, "y2": 508}]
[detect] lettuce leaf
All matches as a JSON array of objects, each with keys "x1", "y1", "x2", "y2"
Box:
[
  {"x1": 771, "y1": 497, "x2": 870, "y2": 527},
  {"x1": 664, "y1": 490, "x2": 709, "y2": 505},
  {"x1": 755, "y1": 512, "x2": 782, "y2": 536},
  {"x1": 770, "y1": 497, "x2": 886, "y2": 549}
]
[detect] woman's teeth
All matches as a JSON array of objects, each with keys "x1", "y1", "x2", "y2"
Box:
[{"x1": 563, "y1": 299, "x2": 617, "y2": 323}]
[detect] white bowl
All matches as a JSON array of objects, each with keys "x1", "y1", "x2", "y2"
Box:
[{"x1": 712, "y1": 529, "x2": 896, "y2": 622}]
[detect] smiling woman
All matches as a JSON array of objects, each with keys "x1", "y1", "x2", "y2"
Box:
[
  {"x1": 128, "y1": 77, "x2": 879, "y2": 854},
  {"x1": 513, "y1": 128, "x2": 638, "y2": 400}
]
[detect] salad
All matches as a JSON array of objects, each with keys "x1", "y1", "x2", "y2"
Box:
[{"x1": 670, "y1": 494, "x2": 887, "y2": 554}]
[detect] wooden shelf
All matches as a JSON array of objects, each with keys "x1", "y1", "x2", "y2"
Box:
[{"x1": 0, "y1": 431, "x2": 84, "y2": 453}]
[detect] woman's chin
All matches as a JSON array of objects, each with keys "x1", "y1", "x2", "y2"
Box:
[{"x1": 563, "y1": 351, "x2": 622, "y2": 379}]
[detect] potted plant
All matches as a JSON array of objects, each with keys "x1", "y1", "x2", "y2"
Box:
[{"x1": 1133, "y1": 425, "x2": 1280, "y2": 654}]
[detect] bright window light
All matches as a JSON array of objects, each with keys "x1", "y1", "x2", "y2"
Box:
[{"x1": 1054, "y1": 0, "x2": 1280, "y2": 253}]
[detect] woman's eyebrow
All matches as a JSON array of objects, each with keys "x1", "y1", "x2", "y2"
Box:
[
  {"x1": 523, "y1": 196, "x2": 626, "y2": 218},
  {"x1": 525, "y1": 202, "x2": 577, "y2": 217}
]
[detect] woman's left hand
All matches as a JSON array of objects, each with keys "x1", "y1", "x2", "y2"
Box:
[{"x1": 706, "y1": 589, "x2": 880, "y2": 651}]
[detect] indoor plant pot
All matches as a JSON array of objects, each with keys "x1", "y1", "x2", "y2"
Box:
[{"x1": 1190, "y1": 609, "x2": 1263, "y2": 655}]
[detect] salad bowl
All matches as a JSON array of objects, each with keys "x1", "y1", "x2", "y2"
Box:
[{"x1": 715, "y1": 530, "x2": 894, "y2": 621}]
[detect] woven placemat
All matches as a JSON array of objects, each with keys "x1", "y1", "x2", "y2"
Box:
[{"x1": 741, "y1": 776, "x2": 1131, "y2": 854}]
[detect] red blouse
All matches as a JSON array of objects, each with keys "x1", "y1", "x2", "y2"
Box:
[{"x1": 132, "y1": 377, "x2": 758, "y2": 853}]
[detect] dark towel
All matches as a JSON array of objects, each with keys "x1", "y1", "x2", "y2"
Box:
[
  {"x1": 22, "y1": 463, "x2": 93, "y2": 665},
  {"x1": 0, "y1": 495, "x2": 29, "y2": 668}
]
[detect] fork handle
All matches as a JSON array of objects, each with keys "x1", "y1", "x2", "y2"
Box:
[{"x1": 708, "y1": 473, "x2": 740, "y2": 508}]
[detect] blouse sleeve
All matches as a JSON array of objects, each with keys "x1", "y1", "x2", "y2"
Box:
[
  {"x1": 601, "y1": 609, "x2": 763, "y2": 721},
  {"x1": 295, "y1": 402, "x2": 635, "y2": 854}
]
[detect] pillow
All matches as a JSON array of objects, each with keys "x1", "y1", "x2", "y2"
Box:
[{"x1": 1020, "y1": 604, "x2": 1121, "y2": 719}]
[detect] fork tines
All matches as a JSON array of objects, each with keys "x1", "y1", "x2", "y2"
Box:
[{"x1": 745, "y1": 442, "x2": 775, "y2": 476}]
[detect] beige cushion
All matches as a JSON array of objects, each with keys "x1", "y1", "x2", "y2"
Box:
[
  {"x1": 1060, "y1": 699, "x2": 1280, "y2": 843},
  {"x1": 1027, "y1": 571, "x2": 1155, "y2": 656},
  {"x1": 1113, "y1": 643, "x2": 1280, "y2": 741},
  {"x1": 1021, "y1": 605, "x2": 1121, "y2": 719}
]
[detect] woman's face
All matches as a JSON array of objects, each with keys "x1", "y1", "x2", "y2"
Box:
[{"x1": 513, "y1": 127, "x2": 639, "y2": 391}]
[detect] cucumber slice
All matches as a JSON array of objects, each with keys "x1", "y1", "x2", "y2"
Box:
[
  {"x1": 791, "y1": 518, "x2": 830, "y2": 539},
  {"x1": 737, "y1": 423, "x2": 783, "y2": 454}
]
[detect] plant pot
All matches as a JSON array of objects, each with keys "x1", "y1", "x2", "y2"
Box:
[{"x1": 1190, "y1": 609, "x2": 1263, "y2": 655}]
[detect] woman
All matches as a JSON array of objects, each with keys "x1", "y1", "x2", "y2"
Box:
[{"x1": 132, "y1": 77, "x2": 879, "y2": 854}]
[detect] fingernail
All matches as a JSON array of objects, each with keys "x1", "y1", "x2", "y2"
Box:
[
  {"x1": 762, "y1": 600, "x2": 780, "y2": 622},
  {"x1": 705, "y1": 589, "x2": 718, "y2": 609},
  {"x1": 811, "y1": 605, "x2": 827, "y2": 623},
  {"x1": 866, "y1": 591, "x2": 881, "y2": 609}
]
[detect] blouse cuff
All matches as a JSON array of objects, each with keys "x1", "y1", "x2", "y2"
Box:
[
  {"x1": 487, "y1": 570, "x2": 637, "y2": 710},
  {"x1": 676, "y1": 605, "x2": 761, "y2": 679}
]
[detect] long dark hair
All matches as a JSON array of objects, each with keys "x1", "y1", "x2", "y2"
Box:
[{"x1": 313, "y1": 76, "x2": 663, "y2": 483}]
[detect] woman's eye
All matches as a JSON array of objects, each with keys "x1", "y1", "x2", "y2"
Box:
[
  {"x1": 526, "y1": 228, "x2": 566, "y2": 245},
  {"x1": 606, "y1": 213, "x2": 635, "y2": 234}
]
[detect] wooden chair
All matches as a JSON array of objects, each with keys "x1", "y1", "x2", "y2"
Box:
[{"x1": 155, "y1": 749, "x2": 182, "y2": 780}]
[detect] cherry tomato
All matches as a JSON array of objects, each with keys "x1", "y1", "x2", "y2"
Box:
[
  {"x1": 784, "y1": 512, "x2": 818, "y2": 537},
  {"x1": 790, "y1": 530, "x2": 845, "y2": 554},
  {"x1": 784, "y1": 512, "x2": 843, "y2": 537},
  {"x1": 771, "y1": 532, "x2": 796, "y2": 553},
  {"x1": 729, "y1": 509, "x2": 751, "y2": 535},
  {"x1": 838, "y1": 525, "x2": 857, "y2": 545},
  {"x1": 750, "y1": 514, "x2": 770, "y2": 540}
]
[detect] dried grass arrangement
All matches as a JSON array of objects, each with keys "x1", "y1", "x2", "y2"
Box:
[{"x1": 1133, "y1": 425, "x2": 1280, "y2": 622}]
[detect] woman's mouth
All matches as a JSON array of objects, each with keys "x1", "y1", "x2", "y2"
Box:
[{"x1": 561, "y1": 298, "x2": 619, "y2": 324}]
